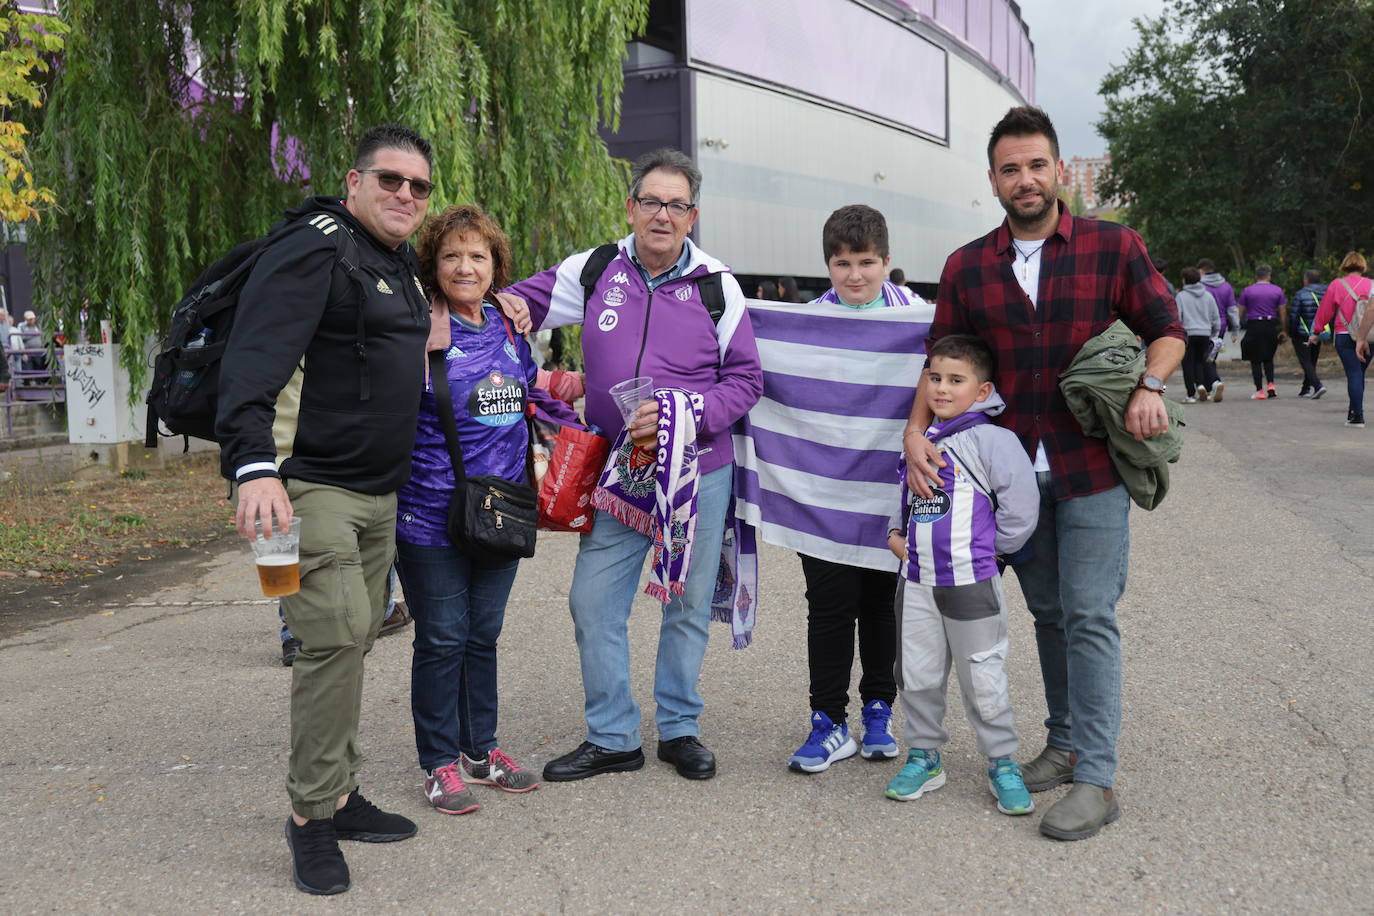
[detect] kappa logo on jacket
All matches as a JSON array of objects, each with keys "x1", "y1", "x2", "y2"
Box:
[
  {"x1": 611, "y1": 271, "x2": 629, "y2": 285},
  {"x1": 376, "y1": 278, "x2": 394, "y2": 295}
]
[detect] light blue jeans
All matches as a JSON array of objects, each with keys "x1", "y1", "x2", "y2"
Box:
[
  {"x1": 1012, "y1": 474, "x2": 1129, "y2": 788},
  {"x1": 567, "y1": 464, "x2": 733, "y2": 751}
]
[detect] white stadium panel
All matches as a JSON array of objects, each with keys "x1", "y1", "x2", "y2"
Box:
[
  {"x1": 691, "y1": 49, "x2": 1026, "y2": 284},
  {"x1": 685, "y1": 0, "x2": 948, "y2": 141}
]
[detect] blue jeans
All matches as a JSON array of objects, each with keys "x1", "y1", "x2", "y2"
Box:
[
  {"x1": 395, "y1": 541, "x2": 519, "y2": 770},
  {"x1": 1334, "y1": 333, "x2": 1370, "y2": 415},
  {"x1": 567, "y1": 464, "x2": 733, "y2": 751},
  {"x1": 1012, "y1": 475, "x2": 1129, "y2": 788}
]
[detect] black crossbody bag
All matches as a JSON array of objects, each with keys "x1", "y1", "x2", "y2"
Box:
[{"x1": 427, "y1": 341, "x2": 539, "y2": 565}]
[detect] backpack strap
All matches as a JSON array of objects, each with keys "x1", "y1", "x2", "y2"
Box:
[
  {"x1": 327, "y1": 223, "x2": 370, "y2": 401},
  {"x1": 699, "y1": 272, "x2": 726, "y2": 325},
  {"x1": 579, "y1": 244, "x2": 621, "y2": 310},
  {"x1": 1338, "y1": 277, "x2": 1366, "y2": 334}
]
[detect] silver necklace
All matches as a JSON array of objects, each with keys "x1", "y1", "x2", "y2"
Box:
[{"x1": 1012, "y1": 238, "x2": 1047, "y2": 282}]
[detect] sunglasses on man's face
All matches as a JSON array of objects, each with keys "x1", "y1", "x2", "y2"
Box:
[{"x1": 358, "y1": 169, "x2": 435, "y2": 200}]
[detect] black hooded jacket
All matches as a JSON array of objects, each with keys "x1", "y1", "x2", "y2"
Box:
[{"x1": 216, "y1": 196, "x2": 430, "y2": 494}]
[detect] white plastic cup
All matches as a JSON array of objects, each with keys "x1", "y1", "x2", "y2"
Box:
[{"x1": 608, "y1": 376, "x2": 654, "y2": 427}]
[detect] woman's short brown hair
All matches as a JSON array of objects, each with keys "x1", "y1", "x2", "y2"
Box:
[
  {"x1": 416, "y1": 203, "x2": 513, "y2": 295},
  {"x1": 1340, "y1": 250, "x2": 1367, "y2": 275}
]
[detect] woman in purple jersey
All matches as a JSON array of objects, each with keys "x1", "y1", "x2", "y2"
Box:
[{"x1": 396, "y1": 204, "x2": 574, "y2": 814}]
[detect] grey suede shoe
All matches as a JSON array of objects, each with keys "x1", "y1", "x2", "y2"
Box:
[
  {"x1": 1021, "y1": 745, "x2": 1074, "y2": 792},
  {"x1": 1039, "y1": 783, "x2": 1120, "y2": 840}
]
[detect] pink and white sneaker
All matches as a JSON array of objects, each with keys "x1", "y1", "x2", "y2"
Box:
[
  {"x1": 424, "y1": 761, "x2": 479, "y2": 815},
  {"x1": 462, "y1": 748, "x2": 541, "y2": 793}
]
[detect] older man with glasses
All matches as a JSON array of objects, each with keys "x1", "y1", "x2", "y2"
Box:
[{"x1": 506, "y1": 148, "x2": 763, "y2": 783}]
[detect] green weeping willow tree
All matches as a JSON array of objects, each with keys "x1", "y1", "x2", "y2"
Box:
[{"x1": 30, "y1": 0, "x2": 649, "y2": 387}]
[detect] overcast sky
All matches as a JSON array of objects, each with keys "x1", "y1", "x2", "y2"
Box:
[{"x1": 1015, "y1": 0, "x2": 1171, "y2": 159}]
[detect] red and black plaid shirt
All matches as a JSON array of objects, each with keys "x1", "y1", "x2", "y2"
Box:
[{"x1": 932, "y1": 202, "x2": 1184, "y2": 501}]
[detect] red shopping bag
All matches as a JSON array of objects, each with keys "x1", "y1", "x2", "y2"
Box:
[{"x1": 530, "y1": 416, "x2": 610, "y2": 533}]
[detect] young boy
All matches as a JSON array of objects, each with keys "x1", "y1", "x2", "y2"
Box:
[
  {"x1": 788, "y1": 204, "x2": 925, "y2": 773},
  {"x1": 885, "y1": 334, "x2": 1039, "y2": 815}
]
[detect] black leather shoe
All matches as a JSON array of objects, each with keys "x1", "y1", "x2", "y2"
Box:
[
  {"x1": 542, "y1": 741, "x2": 645, "y2": 782},
  {"x1": 656, "y1": 736, "x2": 716, "y2": 780}
]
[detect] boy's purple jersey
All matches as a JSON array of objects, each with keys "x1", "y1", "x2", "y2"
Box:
[{"x1": 895, "y1": 394, "x2": 1039, "y2": 586}]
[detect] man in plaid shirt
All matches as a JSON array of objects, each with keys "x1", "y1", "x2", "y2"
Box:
[{"x1": 904, "y1": 106, "x2": 1184, "y2": 841}]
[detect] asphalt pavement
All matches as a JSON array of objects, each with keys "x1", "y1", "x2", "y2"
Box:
[{"x1": 2, "y1": 361, "x2": 1372, "y2": 913}]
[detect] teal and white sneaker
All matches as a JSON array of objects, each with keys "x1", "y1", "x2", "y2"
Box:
[
  {"x1": 788, "y1": 710, "x2": 858, "y2": 773},
  {"x1": 885, "y1": 748, "x2": 945, "y2": 801},
  {"x1": 987, "y1": 757, "x2": 1034, "y2": 815}
]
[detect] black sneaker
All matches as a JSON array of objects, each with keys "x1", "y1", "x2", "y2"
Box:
[
  {"x1": 284, "y1": 817, "x2": 350, "y2": 895},
  {"x1": 281, "y1": 638, "x2": 301, "y2": 667},
  {"x1": 332, "y1": 789, "x2": 418, "y2": 842}
]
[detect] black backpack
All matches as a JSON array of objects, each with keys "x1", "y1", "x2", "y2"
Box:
[
  {"x1": 145, "y1": 212, "x2": 364, "y2": 449},
  {"x1": 578, "y1": 243, "x2": 725, "y2": 323}
]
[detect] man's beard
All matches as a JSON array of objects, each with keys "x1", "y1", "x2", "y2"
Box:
[{"x1": 998, "y1": 186, "x2": 1056, "y2": 229}]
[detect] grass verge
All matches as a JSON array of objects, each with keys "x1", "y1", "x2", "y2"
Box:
[{"x1": 0, "y1": 452, "x2": 234, "y2": 581}]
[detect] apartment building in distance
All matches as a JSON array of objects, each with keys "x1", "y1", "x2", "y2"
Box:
[{"x1": 1064, "y1": 154, "x2": 1118, "y2": 212}]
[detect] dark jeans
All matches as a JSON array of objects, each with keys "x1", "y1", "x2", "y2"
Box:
[
  {"x1": 1291, "y1": 334, "x2": 1323, "y2": 392},
  {"x1": 396, "y1": 540, "x2": 519, "y2": 770},
  {"x1": 1182, "y1": 336, "x2": 1218, "y2": 396},
  {"x1": 1335, "y1": 333, "x2": 1372, "y2": 414},
  {"x1": 798, "y1": 554, "x2": 898, "y2": 723}
]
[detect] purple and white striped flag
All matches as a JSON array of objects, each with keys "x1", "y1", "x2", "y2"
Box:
[{"x1": 732, "y1": 295, "x2": 934, "y2": 570}]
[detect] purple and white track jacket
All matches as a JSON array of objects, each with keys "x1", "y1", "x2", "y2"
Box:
[
  {"x1": 505, "y1": 234, "x2": 762, "y2": 475},
  {"x1": 892, "y1": 392, "x2": 1039, "y2": 586}
]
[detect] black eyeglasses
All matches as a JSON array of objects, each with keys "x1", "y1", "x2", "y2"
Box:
[
  {"x1": 358, "y1": 169, "x2": 435, "y2": 199},
  {"x1": 633, "y1": 197, "x2": 695, "y2": 218}
]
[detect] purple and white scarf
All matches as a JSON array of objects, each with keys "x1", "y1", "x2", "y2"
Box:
[
  {"x1": 593, "y1": 388, "x2": 705, "y2": 603},
  {"x1": 711, "y1": 507, "x2": 758, "y2": 649}
]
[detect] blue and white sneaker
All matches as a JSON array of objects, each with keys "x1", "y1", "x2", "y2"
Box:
[
  {"x1": 885, "y1": 748, "x2": 945, "y2": 801},
  {"x1": 788, "y1": 711, "x2": 858, "y2": 773},
  {"x1": 987, "y1": 757, "x2": 1034, "y2": 815},
  {"x1": 859, "y1": 699, "x2": 898, "y2": 759}
]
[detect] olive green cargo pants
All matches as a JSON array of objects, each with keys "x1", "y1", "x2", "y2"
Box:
[{"x1": 260, "y1": 480, "x2": 396, "y2": 819}]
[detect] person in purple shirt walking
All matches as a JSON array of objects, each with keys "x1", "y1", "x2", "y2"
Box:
[
  {"x1": 504, "y1": 148, "x2": 763, "y2": 783},
  {"x1": 884, "y1": 334, "x2": 1039, "y2": 815},
  {"x1": 1237, "y1": 264, "x2": 1288, "y2": 399},
  {"x1": 396, "y1": 203, "x2": 580, "y2": 815}
]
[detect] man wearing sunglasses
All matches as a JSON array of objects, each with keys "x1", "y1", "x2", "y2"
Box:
[
  {"x1": 217, "y1": 124, "x2": 434, "y2": 896},
  {"x1": 506, "y1": 147, "x2": 763, "y2": 785}
]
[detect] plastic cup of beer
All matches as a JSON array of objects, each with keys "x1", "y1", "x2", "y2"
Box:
[
  {"x1": 251, "y1": 517, "x2": 302, "y2": 598},
  {"x1": 609, "y1": 376, "x2": 654, "y2": 427}
]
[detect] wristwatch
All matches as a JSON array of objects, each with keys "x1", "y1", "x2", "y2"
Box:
[{"x1": 1136, "y1": 374, "x2": 1166, "y2": 394}]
